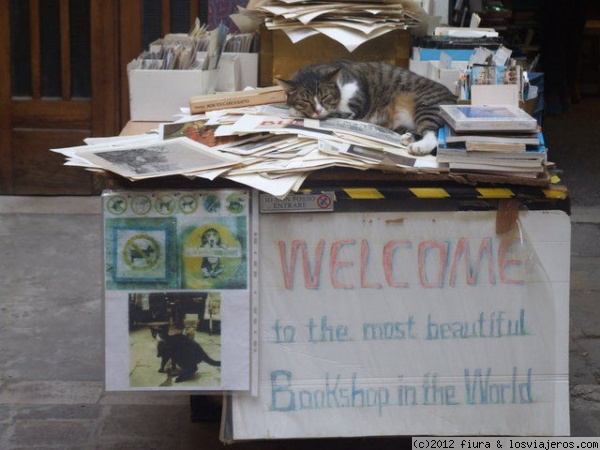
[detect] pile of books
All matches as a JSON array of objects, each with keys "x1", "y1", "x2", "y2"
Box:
[{"x1": 437, "y1": 104, "x2": 546, "y2": 180}]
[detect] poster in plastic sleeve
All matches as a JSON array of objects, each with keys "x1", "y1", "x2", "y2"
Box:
[{"x1": 103, "y1": 189, "x2": 256, "y2": 392}]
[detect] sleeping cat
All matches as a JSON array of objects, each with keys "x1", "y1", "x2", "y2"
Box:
[{"x1": 277, "y1": 60, "x2": 457, "y2": 156}]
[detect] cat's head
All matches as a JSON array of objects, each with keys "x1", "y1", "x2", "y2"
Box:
[
  {"x1": 276, "y1": 68, "x2": 342, "y2": 119},
  {"x1": 183, "y1": 325, "x2": 196, "y2": 340}
]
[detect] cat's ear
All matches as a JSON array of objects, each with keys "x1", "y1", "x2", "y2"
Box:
[
  {"x1": 324, "y1": 68, "x2": 342, "y2": 82},
  {"x1": 274, "y1": 77, "x2": 294, "y2": 92}
]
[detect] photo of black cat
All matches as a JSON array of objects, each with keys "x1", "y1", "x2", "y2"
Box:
[
  {"x1": 156, "y1": 333, "x2": 221, "y2": 383},
  {"x1": 129, "y1": 292, "x2": 222, "y2": 389}
]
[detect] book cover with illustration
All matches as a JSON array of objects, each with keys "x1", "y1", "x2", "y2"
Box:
[{"x1": 439, "y1": 104, "x2": 538, "y2": 132}]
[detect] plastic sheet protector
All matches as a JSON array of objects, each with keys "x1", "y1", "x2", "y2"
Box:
[{"x1": 103, "y1": 189, "x2": 257, "y2": 392}]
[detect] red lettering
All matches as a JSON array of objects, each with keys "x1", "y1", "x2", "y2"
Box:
[
  {"x1": 448, "y1": 237, "x2": 496, "y2": 286},
  {"x1": 360, "y1": 239, "x2": 382, "y2": 289},
  {"x1": 498, "y1": 237, "x2": 524, "y2": 285},
  {"x1": 418, "y1": 240, "x2": 448, "y2": 288},
  {"x1": 261, "y1": 120, "x2": 287, "y2": 126},
  {"x1": 276, "y1": 235, "x2": 524, "y2": 291},
  {"x1": 383, "y1": 240, "x2": 411, "y2": 288},
  {"x1": 330, "y1": 240, "x2": 355, "y2": 289},
  {"x1": 278, "y1": 239, "x2": 325, "y2": 290}
]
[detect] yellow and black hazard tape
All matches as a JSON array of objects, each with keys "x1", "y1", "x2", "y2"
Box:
[{"x1": 300, "y1": 185, "x2": 568, "y2": 201}]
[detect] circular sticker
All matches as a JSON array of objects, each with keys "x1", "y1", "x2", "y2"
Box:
[
  {"x1": 155, "y1": 195, "x2": 176, "y2": 215},
  {"x1": 225, "y1": 193, "x2": 245, "y2": 214},
  {"x1": 107, "y1": 195, "x2": 127, "y2": 215},
  {"x1": 122, "y1": 234, "x2": 160, "y2": 270},
  {"x1": 203, "y1": 194, "x2": 221, "y2": 213},
  {"x1": 179, "y1": 194, "x2": 199, "y2": 214},
  {"x1": 131, "y1": 195, "x2": 152, "y2": 215}
]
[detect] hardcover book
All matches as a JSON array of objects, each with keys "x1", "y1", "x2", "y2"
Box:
[
  {"x1": 189, "y1": 86, "x2": 287, "y2": 114},
  {"x1": 447, "y1": 162, "x2": 544, "y2": 177},
  {"x1": 465, "y1": 141, "x2": 526, "y2": 152},
  {"x1": 443, "y1": 125, "x2": 541, "y2": 146},
  {"x1": 439, "y1": 104, "x2": 538, "y2": 132}
]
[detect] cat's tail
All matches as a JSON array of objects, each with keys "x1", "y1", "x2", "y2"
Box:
[{"x1": 204, "y1": 356, "x2": 221, "y2": 367}]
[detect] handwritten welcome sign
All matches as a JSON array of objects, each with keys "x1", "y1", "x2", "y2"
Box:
[{"x1": 229, "y1": 210, "x2": 570, "y2": 439}]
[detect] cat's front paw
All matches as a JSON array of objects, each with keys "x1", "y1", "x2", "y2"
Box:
[
  {"x1": 406, "y1": 130, "x2": 438, "y2": 156},
  {"x1": 407, "y1": 140, "x2": 435, "y2": 156},
  {"x1": 399, "y1": 132, "x2": 416, "y2": 146}
]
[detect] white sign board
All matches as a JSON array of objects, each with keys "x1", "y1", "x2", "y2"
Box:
[{"x1": 227, "y1": 210, "x2": 570, "y2": 439}]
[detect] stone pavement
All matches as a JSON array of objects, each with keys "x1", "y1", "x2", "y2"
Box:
[
  {"x1": 568, "y1": 207, "x2": 600, "y2": 436},
  {"x1": 0, "y1": 195, "x2": 598, "y2": 448}
]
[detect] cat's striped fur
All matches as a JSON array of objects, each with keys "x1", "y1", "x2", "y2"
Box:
[{"x1": 277, "y1": 60, "x2": 457, "y2": 155}]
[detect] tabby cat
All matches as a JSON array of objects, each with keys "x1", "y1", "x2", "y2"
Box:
[{"x1": 277, "y1": 60, "x2": 457, "y2": 155}]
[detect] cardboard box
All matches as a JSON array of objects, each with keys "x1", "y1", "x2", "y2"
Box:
[
  {"x1": 427, "y1": 60, "x2": 469, "y2": 92},
  {"x1": 199, "y1": 52, "x2": 259, "y2": 91},
  {"x1": 259, "y1": 27, "x2": 411, "y2": 86},
  {"x1": 128, "y1": 53, "x2": 258, "y2": 121},
  {"x1": 408, "y1": 59, "x2": 467, "y2": 93}
]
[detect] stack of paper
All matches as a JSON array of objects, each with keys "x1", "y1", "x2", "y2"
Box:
[
  {"x1": 238, "y1": 0, "x2": 427, "y2": 52},
  {"x1": 51, "y1": 105, "x2": 442, "y2": 199},
  {"x1": 436, "y1": 104, "x2": 547, "y2": 179}
]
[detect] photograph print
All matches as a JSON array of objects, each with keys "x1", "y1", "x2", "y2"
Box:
[
  {"x1": 128, "y1": 291, "x2": 222, "y2": 389},
  {"x1": 180, "y1": 216, "x2": 248, "y2": 290},
  {"x1": 76, "y1": 137, "x2": 238, "y2": 180}
]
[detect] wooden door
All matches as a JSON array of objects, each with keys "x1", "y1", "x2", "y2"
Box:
[{"x1": 0, "y1": 0, "x2": 207, "y2": 195}]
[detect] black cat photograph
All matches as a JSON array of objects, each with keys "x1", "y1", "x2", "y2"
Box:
[
  {"x1": 128, "y1": 292, "x2": 222, "y2": 388},
  {"x1": 156, "y1": 333, "x2": 221, "y2": 383}
]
